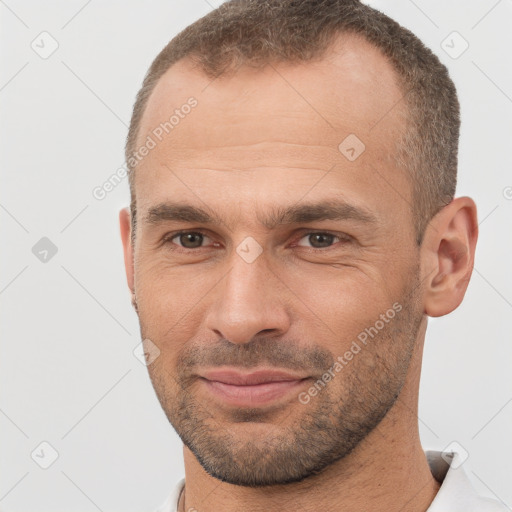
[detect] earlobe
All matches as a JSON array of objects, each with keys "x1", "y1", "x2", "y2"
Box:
[
  {"x1": 119, "y1": 207, "x2": 135, "y2": 296},
  {"x1": 422, "y1": 197, "x2": 478, "y2": 317}
]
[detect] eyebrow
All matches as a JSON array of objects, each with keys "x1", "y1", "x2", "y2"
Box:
[{"x1": 143, "y1": 199, "x2": 378, "y2": 231}]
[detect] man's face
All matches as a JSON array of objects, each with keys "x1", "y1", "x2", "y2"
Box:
[{"x1": 128, "y1": 35, "x2": 425, "y2": 486}]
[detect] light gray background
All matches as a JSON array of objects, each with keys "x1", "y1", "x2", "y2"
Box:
[{"x1": 1, "y1": 1, "x2": 511, "y2": 511}]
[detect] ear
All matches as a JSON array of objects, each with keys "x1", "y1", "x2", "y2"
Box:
[
  {"x1": 119, "y1": 207, "x2": 135, "y2": 295},
  {"x1": 421, "y1": 197, "x2": 478, "y2": 317}
]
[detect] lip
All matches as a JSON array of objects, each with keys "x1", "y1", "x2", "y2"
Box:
[
  {"x1": 200, "y1": 369, "x2": 309, "y2": 385},
  {"x1": 198, "y1": 368, "x2": 311, "y2": 406}
]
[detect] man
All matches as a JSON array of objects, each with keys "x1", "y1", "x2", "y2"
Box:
[{"x1": 119, "y1": 1, "x2": 506, "y2": 510}]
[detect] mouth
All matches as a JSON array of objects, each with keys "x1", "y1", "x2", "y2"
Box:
[{"x1": 198, "y1": 368, "x2": 311, "y2": 407}]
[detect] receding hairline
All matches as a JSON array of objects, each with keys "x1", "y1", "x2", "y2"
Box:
[
  {"x1": 127, "y1": 38, "x2": 415, "y2": 244},
  {"x1": 125, "y1": 0, "x2": 460, "y2": 246},
  {"x1": 131, "y1": 31, "x2": 405, "y2": 156}
]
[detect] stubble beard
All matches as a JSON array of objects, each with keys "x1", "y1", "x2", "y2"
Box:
[{"x1": 143, "y1": 268, "x2": 423, "y2": 487}]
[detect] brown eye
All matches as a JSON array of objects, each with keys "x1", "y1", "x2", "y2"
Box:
[
  {"x1": 167, "y1": 231, "x2": 212, "y2": 249},
  {"x1": 180, "y1": 232, "x2": 203, "y2": 248}
]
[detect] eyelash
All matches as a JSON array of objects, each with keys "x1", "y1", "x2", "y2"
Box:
[{"x1": 161, "y1": 230, "x2": 351, "y2": 252}]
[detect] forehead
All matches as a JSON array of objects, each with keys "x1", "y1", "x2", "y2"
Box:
[
  {"x1": 137, "y1": 33, "x2": 406, "y2": 147},
  {"x1": 133, "y1": 33, "x2": 411, "y2": 227}
]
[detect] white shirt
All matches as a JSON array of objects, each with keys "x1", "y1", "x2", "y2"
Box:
[{"x1": 154, "y1": 450, "x2": 508, "y2": 512}]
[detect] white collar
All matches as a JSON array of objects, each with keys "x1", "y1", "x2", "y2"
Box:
[{"x1": 424, "y1": 450, "x2": 507, "y2": 511}]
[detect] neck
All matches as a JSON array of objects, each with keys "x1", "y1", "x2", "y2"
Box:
[{"x1": 179, "y1": 319, "x2": 440, "y2": 512}]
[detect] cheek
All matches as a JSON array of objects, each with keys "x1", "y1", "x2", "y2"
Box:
[
  {"x1": 135, "y1": 260, "x2": 213, "y2": 342},
  {"x1": 134, "y1": 245, "x2": 408, "y2": 348},
  {"x1": 296, "y1": 266, "x2": 406, "y2": 358},
  {"x1": 298, "y1": 263, "x2": 393, "y2": 315}
]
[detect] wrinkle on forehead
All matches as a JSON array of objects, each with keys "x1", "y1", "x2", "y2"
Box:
[
  {"x1": 132, "y1": 33, "x2": 412, "y2": 238},
  {"x1": 157, "y1": 141, "x2": 348, "y2": 172},
  {"x1": 135, "y1": 34, "x2": 406, "y2": 157}
]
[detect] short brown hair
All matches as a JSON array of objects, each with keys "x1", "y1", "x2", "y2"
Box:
[{"x1": 125, "y1": 0, "x2": 459, "y2": 245}]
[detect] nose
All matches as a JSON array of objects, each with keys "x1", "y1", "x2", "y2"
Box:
[{"x1": 204, "y1": 246, "x2": 291, "y2": 345}]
